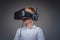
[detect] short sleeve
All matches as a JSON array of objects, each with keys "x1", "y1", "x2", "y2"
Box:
[
  {"x1": 14, "y1": 28, "x2": 20, "y2": 40},
  {"x1": 37, "y1": 27, "x2": 45, "y2": 40}
]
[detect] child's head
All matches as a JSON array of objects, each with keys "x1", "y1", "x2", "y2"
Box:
[
  {"x1": 21, "y1": 7, "x2": 36, "y2": 24},
  {"x1": 14, "y1": 7, "x2": 39, "y2": 24}
]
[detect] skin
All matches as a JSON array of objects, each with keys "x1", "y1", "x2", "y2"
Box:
[
  {"x1": 21, "y1": 18, "x2": 34, "y2": 29},
  {"x1": 21, "y1": 7, "x2": 36, "y2": 28}
]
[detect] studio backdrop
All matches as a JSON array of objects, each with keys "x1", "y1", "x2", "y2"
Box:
[{"x1": 0, "y1": 0, "x2": 59, "y2": 40}]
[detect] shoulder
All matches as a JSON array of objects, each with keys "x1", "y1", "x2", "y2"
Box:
[
  {"x1": 16, "y1": 28, "x2": 21, "y2": 33},
  {"x1": 35, "y1": 26, "x2": 43, "y2": 32},
  {"x1": 34, "y1": 25, "x2": 42, "y2": 30}
]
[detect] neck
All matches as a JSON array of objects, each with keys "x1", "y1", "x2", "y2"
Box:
[{"x1": 26, "y1": 21, "x2": 34, "y2": 29}]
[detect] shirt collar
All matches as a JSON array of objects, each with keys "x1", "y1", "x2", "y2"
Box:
[
  {"x1": 22, "y1": 25, "x2": 36, "y2": 29},
  {"x1": 32, "y1": 25, "x2": 36, "y2": 29}
]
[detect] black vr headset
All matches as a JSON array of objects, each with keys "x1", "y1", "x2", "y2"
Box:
[{"x1": 14, "y1": 8, "x2": 39, "y2": 21}]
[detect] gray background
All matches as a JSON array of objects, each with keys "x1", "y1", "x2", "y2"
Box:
[{"x1": 0, "y1": 0, "x2": 60, "y2": 40}]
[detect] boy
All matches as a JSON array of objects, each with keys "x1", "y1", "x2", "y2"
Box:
[{"x1": 14, "y1": 7, "x2": 45, "y2": 40}]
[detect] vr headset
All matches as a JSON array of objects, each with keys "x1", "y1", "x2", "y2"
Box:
[{"x1": 14, "y1": 8, "x2": 39, "y2": 21}]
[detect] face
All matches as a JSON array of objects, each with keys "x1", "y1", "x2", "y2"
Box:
[{"x1": 21, "y1": 18, "x2": 33, "y2": 24}]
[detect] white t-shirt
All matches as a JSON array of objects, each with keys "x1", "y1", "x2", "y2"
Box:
[{"x1": 14, "y1": 25, "x2": 45, "y2": 40}]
